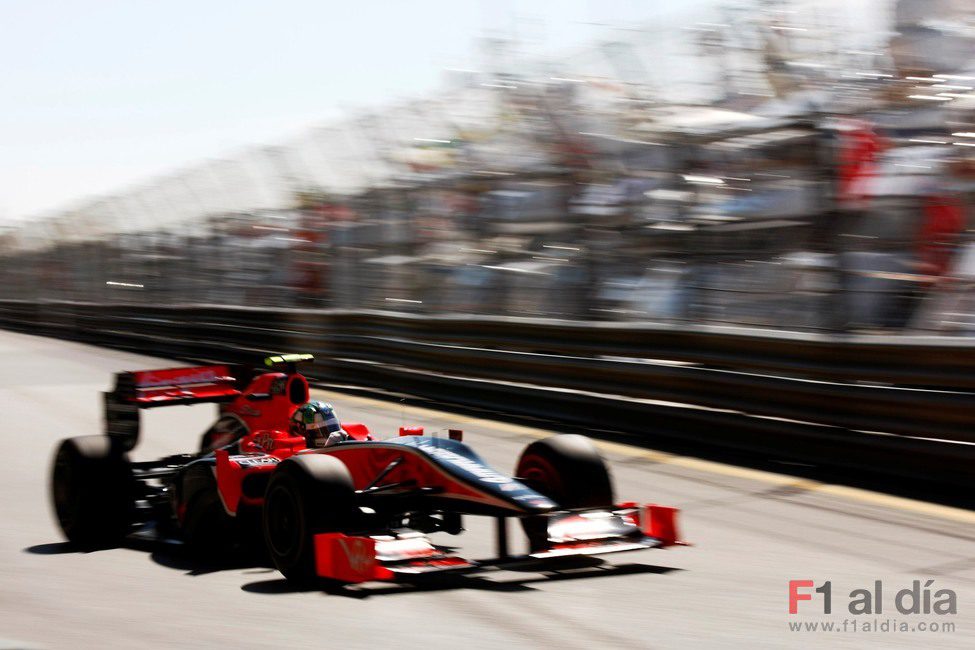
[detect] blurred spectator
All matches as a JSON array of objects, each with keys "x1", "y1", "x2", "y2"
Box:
[{"x1": 4, "y1": 3, "x2": 975, "y2": 335}]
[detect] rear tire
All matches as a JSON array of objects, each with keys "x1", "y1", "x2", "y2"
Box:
[
  {"x1": 51, "y1": 436, "x2": 135, "y2": 549},
  {"x1": 180, "y1": 464, "x2": 236, "y2": 559},
  {"x1": 515, "y1": 435, "x2": 614, "y2": 551},
  {"x1": 199, "y1": 415, "x2": 249, "y2": 453},
  {"x1": 262, "y1": 454, "x2": 358, "y2": 584}
]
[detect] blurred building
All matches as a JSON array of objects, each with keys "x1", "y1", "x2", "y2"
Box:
[{"x1": 3, "y1": 0, "x2": 975, "y2": 333}]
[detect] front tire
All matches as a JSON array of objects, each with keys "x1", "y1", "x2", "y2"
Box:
[
  {"x1": 515, "y1": 434, "x2": 614, "y2": 508},
  {"x1": 262, "y1": 454, "x2": 358, "y2": 583},
  {"x1": 51, "y1": 436, "x2": 135, "y2": 549},
  {"x1": 515, "y1": 435, "x2": 614, "y2": 550}
]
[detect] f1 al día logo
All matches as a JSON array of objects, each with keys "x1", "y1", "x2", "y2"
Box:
[{"x1": 788, "y1": 579, "x2": 958, "y2": 634}]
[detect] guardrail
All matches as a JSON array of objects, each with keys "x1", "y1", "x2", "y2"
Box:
[{"x1": 2, "y1": 299, "x2": 973, "y2": 487}]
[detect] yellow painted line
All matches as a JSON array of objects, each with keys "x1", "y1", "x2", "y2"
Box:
[
  {"x1": 314, "y1": 387, "x2": 975, "y2": 525},
  {"x1": 813, "y1": 484, "x2": 975, "y2": 524}
]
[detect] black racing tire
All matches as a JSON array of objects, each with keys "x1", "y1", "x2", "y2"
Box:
[
  {"x1": 515, "y1": 435, "x2": 614, "y2": 551},
  {"x1": 51, "y1": 436, "x2": 135, "y2": 549},
  {"x1": 515, "y1": 434, "x2": 614, "y2": 508},
  {"x1": 262, "y1": 454, "x2": 358, "y2": 584},
  {"x1": 180, "y1": 464, "x2": 235, "y2": 559},
  {"x1": 199, "y1": 415, "x2": 249, "y2": 454}
]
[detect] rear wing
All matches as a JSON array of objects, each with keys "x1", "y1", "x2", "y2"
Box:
[
  {"x1": 112, "y1": 365, "x2": 241, "y2": 406},
  {"x1": 103, "y1": 355, "x2": 315, "y2": 451},
  {"x1": 104, "y1": 364, "x2": 243, "y2": 451}
]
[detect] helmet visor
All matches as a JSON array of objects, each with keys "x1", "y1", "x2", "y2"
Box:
[{"x1": 322, "y1": 408, "x2": 342, "y2": 434}]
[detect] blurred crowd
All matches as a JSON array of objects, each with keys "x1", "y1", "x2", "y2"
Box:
[{"x1": 3, "y1": 0, "x2": 975, "y2": 333}]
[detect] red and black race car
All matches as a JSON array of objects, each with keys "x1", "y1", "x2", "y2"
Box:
[{"x1": 51, "y1": 354, "x2": 684, "y2": 584}]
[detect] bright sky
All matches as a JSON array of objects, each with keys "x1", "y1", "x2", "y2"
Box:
[
  {"x1": 0, "y1": 0, "x2": 888, "y2": 224},
  {"x1": 0, "y1": 0, "x2": 684, "y2": 223}
]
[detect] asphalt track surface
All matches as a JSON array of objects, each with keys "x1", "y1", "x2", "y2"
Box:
[{"x1": 1, "y1": 329, "x2": 973, "y2": 649}]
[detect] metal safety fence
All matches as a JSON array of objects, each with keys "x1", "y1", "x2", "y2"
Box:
[{"x1": 1, "y1": 299, "x2": 972, "y2": 488}]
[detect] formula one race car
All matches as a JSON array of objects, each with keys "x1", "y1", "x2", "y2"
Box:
[{"x1": 50, "y1": 354, "x2": 684, "y2": 585}]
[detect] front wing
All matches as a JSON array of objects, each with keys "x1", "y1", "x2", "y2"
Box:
[{"x1": 313, "y1": 503, "x2": 684, "y2": 584}]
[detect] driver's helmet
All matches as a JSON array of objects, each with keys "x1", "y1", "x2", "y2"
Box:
[{"x1": 290, "y1": 401, "x2": 345, "y2": 448}]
